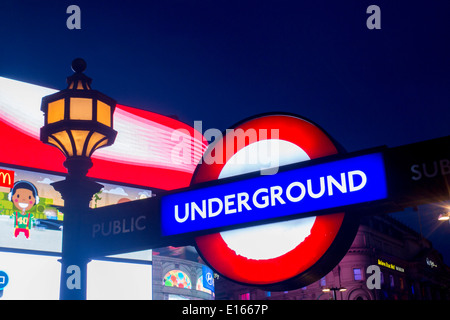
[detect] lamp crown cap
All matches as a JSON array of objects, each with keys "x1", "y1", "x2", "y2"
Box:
[
  {"x1": 71, "y1": 58, "x2": 87, "y2": 73},
  {"x1": 67, "y1": 58, "x2": 92, "y2": 89}
]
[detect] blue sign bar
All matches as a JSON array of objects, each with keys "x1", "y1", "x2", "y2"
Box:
[{"x1": 161, "y1": 152, "x2": 388, "y2": 236}]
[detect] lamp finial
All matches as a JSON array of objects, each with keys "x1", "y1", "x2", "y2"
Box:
[{"x1": 71, "y1": 58, "x2": 87, "y2": 74}]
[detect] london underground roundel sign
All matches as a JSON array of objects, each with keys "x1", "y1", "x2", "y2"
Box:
[{"x1": 192, "y1": 113, "x2": 359, "y2": 290}]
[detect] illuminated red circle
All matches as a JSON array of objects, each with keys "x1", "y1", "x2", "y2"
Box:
[{"x1": 193, "y1": 114, "x2": 347, "y2": 287}]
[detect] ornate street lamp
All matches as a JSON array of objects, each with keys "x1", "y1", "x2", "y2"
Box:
[
  {"x1": 40, "y1": 58, "x2": 117, "y2": 300},
  {"x1": 40, "y1": 58, "x2": 117, "y2": 176}
]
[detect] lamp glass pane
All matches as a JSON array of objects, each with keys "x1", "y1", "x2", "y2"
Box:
[
  {"x1": 86, "y1": 132, "x2": 106, "y2": 156},
  {"x1": 52, "y1": 131, "x2": 73, "y2": 157},
  {"x1": 95, "y1": 139, "x2": 109, "y2": 150},
  {"x1": 97, "y1": 101, "x2": 111, "y2": 127},
  {"x1": 47, "y1": 99, "x2": 65, "y2": 124},
  {"x1": 70, "y1": 130, "x2": 90, "y2": 156},
  {"x1": 70, "y1": 98, "x2": 92, "y2": 120},
  {"x1": 47, "y1": 136, "x2": 63, "y2": 151}
]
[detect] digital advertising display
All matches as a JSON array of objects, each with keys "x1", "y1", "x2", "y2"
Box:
[
  {"x1": 0, "y1": 164, "x2": 154, "y2": 253},
  {"x1": 202, "y1": 265, "x2": 215, "y2": 293},
  {"x1": 0, "y1": 76, "x2": 207, "y2": 191},
  {"x1": 0, "y1": 251, "x2": 152, "y2": 300},
  {"x1": 0, "y1": 164, "x2": 154, "y2": 300},
  {"x1": 0, "y1": 77, "x2": 207, "y2": 300},
  {"x1": 0, "y1": 166, "x2": 64, "y2": 253}
]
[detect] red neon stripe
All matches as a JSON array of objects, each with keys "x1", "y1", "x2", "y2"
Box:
[
  {"x1": 0, "y1": 110, "x2": 205, "y2": 190},
  {"x1": 117, "y1": 104, "x2": 205, "y2": 140}
]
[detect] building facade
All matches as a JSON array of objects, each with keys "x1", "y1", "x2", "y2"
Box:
[
  {"x1": 215, "y1": 215, "x2": 450, "y2": 300},
  {"x1": 152, "y1": 246, "x2": 215, "y2": 300}
]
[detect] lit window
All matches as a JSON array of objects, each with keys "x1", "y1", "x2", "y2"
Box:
[
  {"x1": 390, "y1": 275, "x2": 394, "y2": 288},
  {"x1": 320, "y1": 277, "x2": 326, "y2": 286},
  {"x1": 239, "y1": 292, "x2": 250, "y2": 300},
  {"x1": 163, "y1": 270, "x2": 192, "y2": 289},
  {"x1": 399, "y1": 278, "x2": 404, "y2": 290},
  {"x1": 353, "y1": 268, "x2": 362, "y2": 281}
]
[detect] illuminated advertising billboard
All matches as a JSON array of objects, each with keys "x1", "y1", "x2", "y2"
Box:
[
  {"x1": 0, "y1": 76, "x2": 207, "y2": 191},
  {"x1": 0, "y1": 166, "x2": 64, "y2": 253},
  {"x1": 202, "y1": 265, "x2": 215, "y2": 292},
  {"x1": 0, "y1": 251, "x2": 152, "y2": 300},
  {"x1": 0, "y1": 164, "x2": 155, "y2": 252},
  {"x1": 0, "y1": 76, "x2": 207, "y2": 299},
  {"x1": 0, "y1": 164, "x2": 153, "y2": 299}
]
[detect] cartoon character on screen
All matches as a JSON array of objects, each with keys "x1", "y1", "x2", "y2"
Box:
[{"x1": 8, "y1": 181, "x2": 39, "y2": 239}]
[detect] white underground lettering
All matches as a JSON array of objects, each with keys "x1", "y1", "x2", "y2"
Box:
[{"x1": 174, "y1": 170, "x2": 367, "y2": 223}]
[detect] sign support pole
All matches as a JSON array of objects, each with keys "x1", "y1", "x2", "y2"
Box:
[{"x1": 52, "y1": 159, "x2": 103, "y2": 300}]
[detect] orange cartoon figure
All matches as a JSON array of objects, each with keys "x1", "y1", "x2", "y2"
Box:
[{"x1": 9, "y1": 181, "x2": 39, "y2": 239}]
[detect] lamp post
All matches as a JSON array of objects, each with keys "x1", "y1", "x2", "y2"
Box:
[{"x1": 40, "y1": 58, "x2": 117, "y2": 300}]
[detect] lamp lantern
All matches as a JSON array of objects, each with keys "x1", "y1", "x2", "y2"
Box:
[{"x1": 40, "y1": 58, "x2": 117, "y2": 176}]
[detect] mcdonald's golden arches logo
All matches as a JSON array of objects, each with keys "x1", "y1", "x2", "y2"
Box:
[{"x1": 0, "y1": 168, "x2": 14, "y2": 188}]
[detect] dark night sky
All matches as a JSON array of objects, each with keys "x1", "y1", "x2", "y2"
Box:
[{"x1": 1, "y1": 1, "x2": 449, "y2": 263}]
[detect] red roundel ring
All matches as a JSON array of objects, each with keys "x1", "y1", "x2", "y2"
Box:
[{"x1": 192, "y1": 113, "x2": 359, "y2": 290}]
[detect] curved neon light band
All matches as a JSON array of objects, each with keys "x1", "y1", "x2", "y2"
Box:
[{"x1": 0, "y1": 77, "x2": 207, "y2": 190}]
